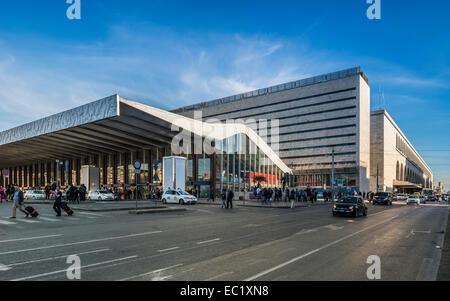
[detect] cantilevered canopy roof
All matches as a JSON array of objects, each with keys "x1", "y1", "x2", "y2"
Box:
[{"x1": 0, "y1": 95, "x2": 291, "y2": 173}]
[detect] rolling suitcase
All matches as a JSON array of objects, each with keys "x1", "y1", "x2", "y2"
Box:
[
  {"x1": 25, "y1": 206, "x2": 39, "y2": 218},
  {"x1": 61, "y1": 203, "x2": 74, "y2": 216}
]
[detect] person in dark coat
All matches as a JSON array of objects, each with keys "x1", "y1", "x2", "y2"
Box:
[
  {"x1": 226, "y1": 188, "x2": 234, "y2": 209},
  {"x1": 45, "y1": 185, "x2": 51, "y2": 200},
  {"x1": 79, "y1": 184, "x2": 87, "y2": 202}
]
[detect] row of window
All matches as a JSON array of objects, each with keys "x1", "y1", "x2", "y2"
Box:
[
  {"x1": 202, "y1": 90, "x2": 356, "y2": 119},
  {"x1": 279, "y1": 143, "x2": 356, "y2": 152}
]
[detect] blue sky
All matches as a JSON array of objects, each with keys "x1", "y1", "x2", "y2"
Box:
[{"x1": 0, "y1": 0, "x2": 449, "y2": 189}]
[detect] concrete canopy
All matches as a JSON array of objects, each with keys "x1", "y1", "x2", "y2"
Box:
[{"x1": 0, "y1": 95, "x2": 291, "y2": 173}]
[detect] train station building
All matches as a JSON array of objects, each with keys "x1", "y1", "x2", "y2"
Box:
[{"x1": 0, "y1": 67, "x2": 433, "y2": 197}]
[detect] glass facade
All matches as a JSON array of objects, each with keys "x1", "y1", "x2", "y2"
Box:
[{"x1": 0, "y1": 133, "x2": 286, "y2": 200}]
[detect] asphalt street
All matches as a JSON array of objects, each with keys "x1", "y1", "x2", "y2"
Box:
[{"x1": 0, "y1": 200, "x2": 448, "y2": 281}]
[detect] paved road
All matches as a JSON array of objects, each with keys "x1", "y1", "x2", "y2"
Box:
[{"x1": 0, "y1": 201, "x2": 448, "y2": 281}]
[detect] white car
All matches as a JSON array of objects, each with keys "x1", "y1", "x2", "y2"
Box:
[
  {"x1": 88, "y1": 190, "x2": 115, "y2": 201},
  {"x1": 25, "y1": 190, "x2": 46, "y2": 200},
  {"x1": 406, "y1": 195, "x2": 420, "y2": 205},
  {"x1": 162, "y1": 190, "x2": 197, "y2": 205},
  {"x1": 397, "y1": 194, "x2": 408, "y2": 201}
]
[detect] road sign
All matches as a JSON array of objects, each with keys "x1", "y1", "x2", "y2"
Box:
[
  {"x1": 133, "y1": 160, "x2": 142, "y2": 170},
  {"x1": 2, "y1": 169, "x2": 8, "y2": 176},
  {"x1": 134, "y1": 169, "x2": 142, "y2": 174}
]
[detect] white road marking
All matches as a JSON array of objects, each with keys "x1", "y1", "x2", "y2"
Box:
[
  {"x1": 9, "y1": 218, "x2": 40, "y2": 224},
  {"x1": 76, "y1": 212, "x2": 105, "y2": 217},
  {"x1": 41, "y1": 214, "x2": 81, "y2": 220},
  {"x1": 244, "y1": 215, "x2": 399, "y2": 281},
  {"x1": 5, "y1": 248, "x2": 110, "y2": 268},
  {"x1": 11, "y1": 255, "x2": 138, "y2": 281},
  {"x1": 197, "y1": 238, "x2": 221, "y2": 245},
  {"x1": 205, "y1": 271, "x2": 234, "y2": 281},
  {"x1": 324, "y1": 224, "x2": 344, "y2": 231},
  {"x1": 118, "y1": 263, "x2": 183, "y2": 281},
  {"x1": 0, "y1": 220, "x2": 17, "y2": 225},
  {"x1": 157, "y1": 247, "x2": 180, "y2": 252},
  {"x1": 0, "y1": 234, "x2": 63, "y2": 244},
  {"x1": 0, "y1": 264, "x2": 11, "y2": 271},
  {"x1": 0, "y1": 231, "x2": 162, "y2": 256},
  {"x1": 37, "y1": 216, "x2": 61, "y2": 222}
]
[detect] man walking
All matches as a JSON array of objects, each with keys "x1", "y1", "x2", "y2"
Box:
[
  {"x1": 10, "y1": 186, "x2": 29, "y2": 219},
  {"x1": 226, "y1": 188, "x2": 234, "y2": 209},
  {"x1": 53, "y1": 187, "x2": 63, "y2": 217},
  {"x1": 221, "y1": 189, "x2": 226, "y2": 209}
]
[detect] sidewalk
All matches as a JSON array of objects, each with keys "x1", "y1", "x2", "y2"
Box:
[
  {"x1": 196, "y1": 199, "x2": 331, "y2": 209},
  {"x1": 437, "y1": 209, "x2": 450, "y2": 280}
]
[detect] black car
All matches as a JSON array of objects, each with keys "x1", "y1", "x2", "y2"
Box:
[
  {"x1": 372, "y1": 192, "x2": 393, "y2": 205},
  {"x1": 332, "y1": 196, "x2": 368, "y2": 217}
]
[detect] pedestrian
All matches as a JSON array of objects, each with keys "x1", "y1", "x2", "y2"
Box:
[
  {"x1": 221, "y1": 189, "x2": 226, "y2": 208},
  {"x1": 226, "y1": 188, "x2": 234, "y2": 209},
  {"x1": 9, "y1": 186, "x2": 29, "y2": 219},
  {"x1": 209, "y1": 190, "x2": 215, "y2": 202},
  {"x1": 0, "y1": 186, "x2": 5, "y2": 203},
  {"x1": 290, "y1": 189, "x2": 296, "y2": 209},
  {"x1": 79, "y1": 184, "x2": 87, "y2": 202},
  {"x1": 285, "y1": 187, "x2": 290, "y2": 202},
  {"x1": 53, "y1": 187, "x2": 63, "y2": 217},
  {"x1": 44, "y1": 184, "x2": 50, "y2": 200}
]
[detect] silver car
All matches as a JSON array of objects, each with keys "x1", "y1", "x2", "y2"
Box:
[
  {"x1": 25, "y1": 190, "x2": 46, "y2": 200},
  {"x1": 88, "y1": 190, "x2": 115, "y2": 201}
]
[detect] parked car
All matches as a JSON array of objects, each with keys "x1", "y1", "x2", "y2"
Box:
[
  {"x1": 88, "y1": 190, "x2": 115, "y2": 201},
  {"x1": 372, "y1": 192, "x2": 393, "y2": 205},
  {"x1": 406, "y1": 194, "x2": 420, "y2": 206},
  {"x1": 25, "y1": 190, "x2": 46, "y2": 200},
  {"x1": 332, "y1": 196, "x2": 367, "y2": 217},
  {"x1": 162, "y1": 190, "x2": 197, "y2": 205},
  {"x1": 397, "y1": 194, "x2": 408, "y2": 201}
]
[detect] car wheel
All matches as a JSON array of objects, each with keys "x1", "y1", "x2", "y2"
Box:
[
  {"x1": 162, "y1": 199, "x2": 166, "y2": 204},
  {"x1": 332, "y1": 212, "x2": 337, "y2": 216},
  {"x1": 179, "y1": 199, "x2": 184, "y2": 205},
  {"x1": 354, "y1": 210, "x2": 358, "y2": 218},
  {"x1": 363, "y1": 208, "x2": 367, "y2": 216}
]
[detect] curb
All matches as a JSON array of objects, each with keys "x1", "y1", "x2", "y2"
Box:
[
  {"x1": 437, "y1": 210, "x2": 450, "y2": 280},
  {"x1": 73, "y1": 206, "x2": 167, "y2": 212},
  {"x1": 129, "y1": 208, "x2": 187, "y2": 214},
  {"x1": 237, "y1": 203, "x2": 330, "y2": 209},
  {"x1": 23, "y1": 201, "x2": 96, "y2": 205}
]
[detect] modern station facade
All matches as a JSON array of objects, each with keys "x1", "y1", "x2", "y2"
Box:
[{"x1": 0, "y1": 96, "x2": 290, "y2": 199}]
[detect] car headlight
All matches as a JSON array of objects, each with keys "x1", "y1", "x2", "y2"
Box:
[
  {"x1": 348, "y1": 206, "x2": 354, "y2": 210},
  {"x1": 333, "y1": 205, "x2": 337, "y2": 209}
]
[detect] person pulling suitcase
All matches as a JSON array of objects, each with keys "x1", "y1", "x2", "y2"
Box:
[{"x1": 53, "y1": 187, "x2": 63, "y2": 217}]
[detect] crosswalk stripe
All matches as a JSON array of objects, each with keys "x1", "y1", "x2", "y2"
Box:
[
  {"x1": 76, "y1": 212, "x2": 104, "y2": 217},
  {"x1": 0, "y1": 220, "x2": 17, "y2": 225},
  {"x1": 42, "y1": 215, "x2": 80, "y2": 220},
  {"x1": 37, "y1": 216, "x2": 62, "y2": 222},
  {"x1": 9, "y1": 218, "x2": 40, "y2": 224}
]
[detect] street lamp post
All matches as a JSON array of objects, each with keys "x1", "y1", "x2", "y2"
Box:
[{"x1": 331, "y1": 146, "x2": 335, "y2": 202}]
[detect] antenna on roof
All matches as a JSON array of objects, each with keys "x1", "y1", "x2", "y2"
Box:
[{"x1": 377, "y1": 85, "x2": 385, "y2": 110}]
